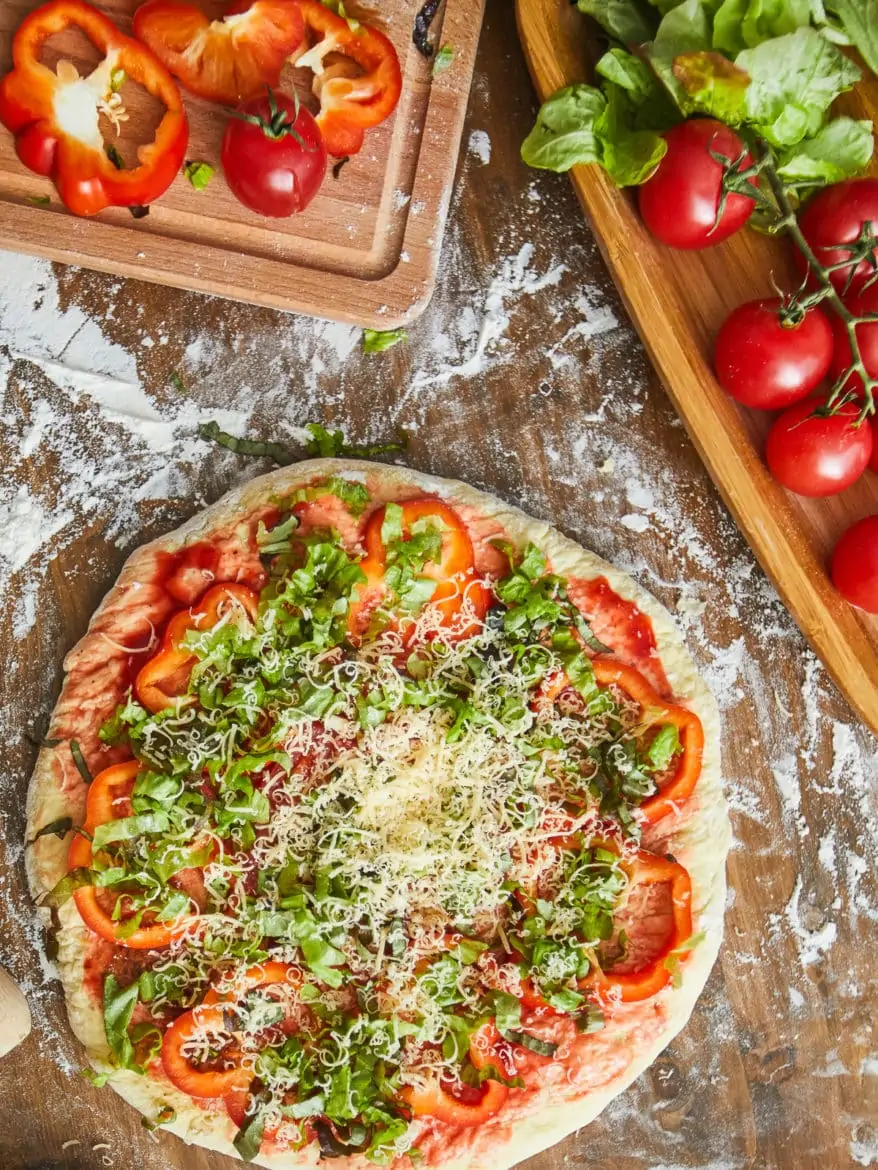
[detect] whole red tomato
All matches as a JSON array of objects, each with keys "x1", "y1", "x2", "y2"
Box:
[
  {"x1": 714, "y1": 298, "x2": 834, "y2": 410},
  {"x1": 222, "y1": 89, "x2": 327, "y2": 217},
  {"x1": 873, "y1": 419, "x2": 878, "y2": 473},
  {"x1": 637, "y1": 119, "x2": 757, "y2": 250},
  {"x1": 830, "y1": 515, "x2": 878, "y2": 612},
  {"x1": 828, "y1": 282, "x2": 878, "y2": 397},
  {"x1": 765, "y1": 397, "x2": 873, "y2": 497},
  {"x1": 797, "y1": 179, "x2": 878, "y2": 292}
]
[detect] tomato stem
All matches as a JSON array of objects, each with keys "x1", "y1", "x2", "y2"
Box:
[{"x1": 759, "y1": 147, "x2": 877, "y2": 422}]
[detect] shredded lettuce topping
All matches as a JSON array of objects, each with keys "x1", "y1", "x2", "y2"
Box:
[{"x1": 81, "y1": 482, "x2": 682, "y2": 1161}]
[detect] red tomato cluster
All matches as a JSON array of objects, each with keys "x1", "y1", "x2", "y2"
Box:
[{"x1": 637, "y1": 127, "x2": 878, "y2": 614}]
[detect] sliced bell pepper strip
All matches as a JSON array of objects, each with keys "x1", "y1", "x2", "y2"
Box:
[
  {"x1": 580, "y1": 848, "x2": 693, "y2": 1003},
  {"x1": 0, "y1": 0, "x2": 188, "y2": 217},
  {"x1": 347, "y1": 499, "x2": 490, "y2": 641},
  {"x1": 133, "y1": 0, "x2": 305, "y2": 106},
  {"x1": 164, "y1": 963, "x2": 302, "y2": 1099},
  {"x1": 218, "y1": 964, "x2": 308, "y2": 1148},
  {"x1": 204, "y1": 960, "x2": 302, "y2": 1004},
  {"x1": 592, "y1": 659, "x2": 704, "y2": 825},
  {"x1": 135, "y1": 583, "x2": 260, "y2": 712},
  {"x1": 536, "y1": 660, "x2": 703, "y2": 824},
  {"x1": 512, "y1": 832, "x2": 693, "y2": 1005},
  {"x1": 292, "y1": 0, "x2": 402, "y2": 157},
  {"x1": 401, "y1": 1022, "x2": 509, "y2": 1126},
  {"x1": 162, "y1": 1004, "x2": 252, "y2": 1098},
  {"x1": 68, "y1": 761, "x2": 192, "y2": 949}
]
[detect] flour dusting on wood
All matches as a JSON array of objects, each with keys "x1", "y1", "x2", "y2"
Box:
[{"x1": 0, "y1": 132, "x2": 876, "y2": 1167}]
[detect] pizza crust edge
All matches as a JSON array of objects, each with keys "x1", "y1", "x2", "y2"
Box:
[{"x1": 26, "y1": 458, "x2": 729, "y2": 1170}]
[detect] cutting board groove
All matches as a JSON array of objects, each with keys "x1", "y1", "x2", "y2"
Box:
[
  {"x1": 0, "y1": 0, "x2": 485, "y2": 326},
  {"x1": 516, "y1": 0, "x2": 878, "y2": 735}
]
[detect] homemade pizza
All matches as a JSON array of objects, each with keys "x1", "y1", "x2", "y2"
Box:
[{"x1": 26, "y1": 460, "x2": 729, "y2": 1169}]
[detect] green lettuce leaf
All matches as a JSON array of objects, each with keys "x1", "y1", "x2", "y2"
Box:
[
  {"x1": 595, "y1": 48, "x2": 682, "y2": 128},
  {"x1": 521, "y1": 84, "x2": 607, "y2": 171},
  {"x1": 713, "y1": 0, "x2": 812, "y2": 55},
  {"x1": 521, "y1": 83, "x2": 666, "y2": 183},
  {"x1": 103, "y1": 976, "x2": 139, "y2": 1070},
  {"x1": 672, "y1": 50, "x2": 751, "y2": 121},
  {"x1": 825, "y1": 0, "x2": 878, "y2": 74},
  {"x1": 363, "y1": 328, "x2": 407, "y2": 354},
  {"x1": 737, "y1": 27, "x2": 861, "y2": 146},
  {"x1": 647, "y1": 0, "x2": 715, "y2": 102},
  {"x1": 776, "y1": 116, "x2": 874, "y2": 186},
  {"x1": 575, "y1": 0, "x2": 658, "y2": 44}
]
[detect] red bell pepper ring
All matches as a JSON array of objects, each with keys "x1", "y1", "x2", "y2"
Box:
[
  {"x1": 67, "y1": 761, "x2": 196, "y2": 949},
  {"x1": 0, "y1": 0, "x2": 188, "y2": 217},
  {"x1": 163, "y1": 963, "x2": 303, "y2": 1099},
  {"x1": 133, "y1": 0, "x2": 305, "y2": 107},
  {"x1": 592, "y1": 659, "x2": 704, "y2": 824},
  {"x1": 347, "y1": 499, "x2": 490, "y2": 642},
  {"x1": 401, "y1": 1022, "x2": 509, "y2": 1126},
  {"x1": 135, "y1": 583, "x2": 260, "y2": 713},
  {"x1": 293, "y1": 0, "x2": 402, "y2": 157},
  {"x1": 536, "y1": 659, "x2": 704, "y2": 824},
  {"x1": 580, "y1": 848, "x2": 694, "y2": 1003}
]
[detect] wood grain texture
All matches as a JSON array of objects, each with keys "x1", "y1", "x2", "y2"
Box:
[
  {"x1": 0, "y1": 3, "x2": 876, "y2": 1169},
  {"x1": 515, "y1": 0, "x2": 878, "y2": 736},
  {"x1": 0, "y1": 0, "x2": 485, "y2": 326}
]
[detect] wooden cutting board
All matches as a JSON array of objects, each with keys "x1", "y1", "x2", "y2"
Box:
[
  {"x1": 0, "y1": 0, "x2": 484, "y2": 326},
  {"x1": 516, "y1": 0, "x2": 878, "y2": 736}
]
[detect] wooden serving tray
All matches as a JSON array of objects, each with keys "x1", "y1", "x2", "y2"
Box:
[
  {"x1": 0, "y1": 0, "x2": 484, "y2": 326},
  {"x1": 516, "y1": 0, "x2": 878, "y2": 736}
]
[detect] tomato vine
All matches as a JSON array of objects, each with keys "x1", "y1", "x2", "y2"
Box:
[{"x1": 722, "y1": 147, "x2": 878, "y2": 423}]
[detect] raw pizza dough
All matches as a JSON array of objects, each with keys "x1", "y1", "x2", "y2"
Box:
[{"x1": 26, "y1": 459, "x2": 730, "y2": 1170}]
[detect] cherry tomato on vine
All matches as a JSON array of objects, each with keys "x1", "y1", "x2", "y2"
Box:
[
  {"x1": 637, "y1": 120, "x2": 757, "y2": 250},
  {"x1": 765, "y1": 397, "x2": 873, "y2": 497},
  {"x1": 827, "y1": 283, "x2": 878, "y2": 397},
  {"x1": 797, "y1": 179, "x2": 878, "y2": 292},
  {"x1": 714, "y1": 298, "x2": 834, "y2": 410},
  {"x1": 222, "y1": 88, "x2": 327, "y2": 217},
  {"x1": 872, "y1": 420, "x2": 878, "y2": 474},
  {"x1": 830, "y1": 515, "x2": 878, "y2": 613}
]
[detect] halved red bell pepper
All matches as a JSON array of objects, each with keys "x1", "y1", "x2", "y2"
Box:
[
  {"x1": 133, "y1": 0, "x2": 305, "y2": 106},
  {"x1": 135, "y1": 583, "x2": 260, "y2": 713},
  {"x1": 293, "y1": 0, "x2": 401, "y2": 157},
  {"x1": 0, "y1": 0, "x2": 188, "y2": 216},
  {"x1": 536, "y1": 660, "x2": 704, "y2": 824}
]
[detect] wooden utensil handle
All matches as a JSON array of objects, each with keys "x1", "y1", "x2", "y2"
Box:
[{"x1": 0, "y1": 968, "x2": 32, "y2": 1057}]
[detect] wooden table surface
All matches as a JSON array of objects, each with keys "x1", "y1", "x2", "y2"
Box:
[{"x1": 0, "y1": 3, "x2": 876, "y2": 1169}]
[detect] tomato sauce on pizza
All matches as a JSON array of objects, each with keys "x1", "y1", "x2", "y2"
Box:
[{"x1": 29, "y1": 467, "x2": 724, "y2": 1168}]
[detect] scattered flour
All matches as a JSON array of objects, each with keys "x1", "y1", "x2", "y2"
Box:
[
  {"x1": 467, "y1": 128, "x2": 492, "y2": 165},
  {"x1": 0, "y1": 134, "x2": 875, "y2": 1164}
]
